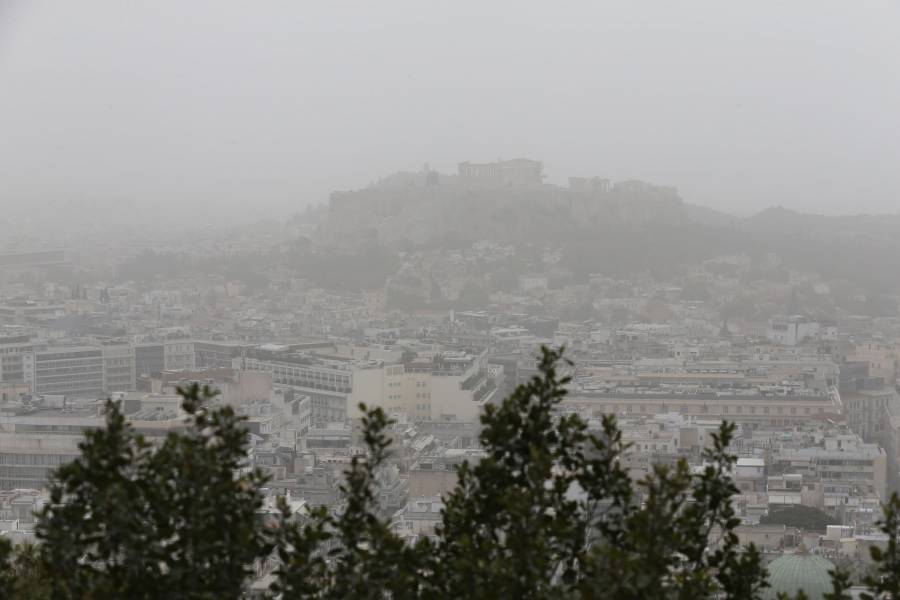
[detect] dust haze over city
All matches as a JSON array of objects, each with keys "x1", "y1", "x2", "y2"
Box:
[{"x1": 2, "y1": 1, "x2": 900, "y2": 598}]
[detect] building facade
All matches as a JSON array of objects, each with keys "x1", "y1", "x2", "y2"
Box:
[{"x1": 24, "y1": 347, "x2": 105, "y2": 398}]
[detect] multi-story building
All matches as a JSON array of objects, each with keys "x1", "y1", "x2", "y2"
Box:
[
  {"x1": 0, "y1": 302, "x2": 65, "y2": 325},
  {"x1": 847, "y1": 342, "x2": 900, "y2": 385},
  {"x1": 102, "y1": 344, "x2": 136, "y2": 393},
  {"x1": 135, "y1": 342, "x2": 165, "y2": 378},
  {"x1": 195, "y1": 340, "x2": 252, "y2": 369},
  {"x1": 0, "y1": 334, "x2": 35, "y2": 386},
  {"x1": 564, "y1": 390, "x2": 838, "y2": 428},
  {"x1": 0, "y1": 429, "x2": 80, "y2": 490},
  {"x1": 24, "y1": 346, "x2": 105, "y2": 398},
  {"x1": 766, "y1": 316, "x2": 835, "y2": 346},
  {"x1": 0, "y1": 407, "x2": 185, "y2": 490},
  {"x1": 163, "y1": 341, "x2": 195, "y2": 371},
  {"x1": 239, "y1": 352, "x2": 356, "y2": 424},
  {"x1": 398, "y1": 350, "x2": 497, "y2": 422},
  {"x1": 772, "y1": 434, "x2": 888, "y2": 506},
  {"x1": 843, "y1": 387, "x2": 898, "y2": 445},
  {"x1": 136, "y1": 341, "x2": 197, "y2": 377},
  {"x1": 239, "y1": 346, "x2": 497, "y2": 424},
  {"x1": 766, "y1": 473, "x2": 823, "y2": 509}
]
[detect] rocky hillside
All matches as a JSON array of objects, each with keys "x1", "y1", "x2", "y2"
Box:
[
  {"x1": 313, "y1": 173, "x2": 900, "y2": 293},
  {"x1": 316, "y1": 178, "x2": 688, "y2": 250}
]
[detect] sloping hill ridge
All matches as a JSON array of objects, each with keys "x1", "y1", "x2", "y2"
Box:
[
  {"x1": 315, "y1": 178, "x2": 900, "y2": 291},
  {"x1": 318, "y1": 180, "x2": 690, "y2": 249}
]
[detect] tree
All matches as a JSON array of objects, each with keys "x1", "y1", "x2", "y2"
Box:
[
  {"x1": 861, "y1": 493, "x2": 900, "y2": 599},
  {"x1": 0, "y1": 540, "x2": 51, "y2": 600},
  {"x1": 34, "y1": 384, "x2": 272, "y2": 599},
  {"x1": 271, "y1": 406, "x2": 428, "y2": 600},
  {"x1": 272, "y1": 347, "x2": 769, "y2": 599},
  {"x1": 823, "y1": 567, "x2": 853, "y2": 600},
  {"x1": 11, "y1": 348, "x2": 900, "y2": 598},
  {"x1": 760, "y1": 505, "x2": 838, "y2": 531}
]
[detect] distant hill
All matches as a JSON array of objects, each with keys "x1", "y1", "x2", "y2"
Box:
[
  {"x1": 317, "y1": 177, "x2": 689, "y2": 249},
  {"x1": 314, "y1": 173, "x2": 900, "y2": 293},
  {"x1": 683, "y1": 203, "x2": 739, "y2": 228},
  {"x1": 735, "y1": 207, "x2": 900, "y2": 292},
  {"x1": 743, "y1": 206, "x2": 900, "y2": 240}
]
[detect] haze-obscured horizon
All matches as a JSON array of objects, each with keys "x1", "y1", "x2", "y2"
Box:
[{"x1": 2, "y1": 0, "x2": 899, "y2": 224}]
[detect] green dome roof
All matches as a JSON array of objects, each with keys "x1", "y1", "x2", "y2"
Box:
[{"x1": 764, "y1": 553, "x2": 835, "y2": 600}]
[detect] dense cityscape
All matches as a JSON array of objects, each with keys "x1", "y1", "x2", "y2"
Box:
[{"x1": 2, "y1": 160, "x2": 900, "y2": 596}]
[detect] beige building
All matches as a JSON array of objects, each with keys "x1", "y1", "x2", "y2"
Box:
[
  {"x1": 239, "y1": 345, "x2": 497, "y2": 424},
  {"x1": 370, "y1": 351, "x2": 497, "y2": 423}
]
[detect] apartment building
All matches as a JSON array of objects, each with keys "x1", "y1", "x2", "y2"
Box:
[{"x1": 773, "y1": 434, "x2": 888, "y2": 505}]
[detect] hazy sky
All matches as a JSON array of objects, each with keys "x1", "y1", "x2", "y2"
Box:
[{"x1": 2, "y1": 0, "x2": 899, "y2": 221}]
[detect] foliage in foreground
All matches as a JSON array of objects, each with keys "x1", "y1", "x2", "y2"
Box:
[
  {"x1": 1, "y1": 384, "x2": 271, "y2": 600},
  {"x1": 2, "y1": 347, "x2": 900, "y2": 598}
]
